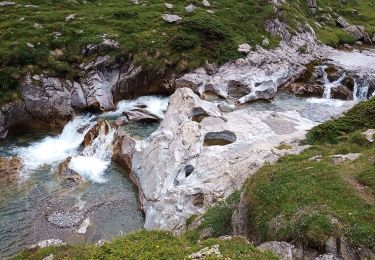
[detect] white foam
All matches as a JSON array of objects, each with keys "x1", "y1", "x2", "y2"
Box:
[
  {"x1": 102, "y1": 95, "x2": 169, "y2": 119},
  {"x1": 17, "y1": 115, "x2": 94, "y2": 171},
  {"x1": 69, "y1": 156, "x2": 109, "y2": 183}
]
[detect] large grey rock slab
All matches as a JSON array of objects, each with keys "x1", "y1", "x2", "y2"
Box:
[{"x1": 127, "y1": 88, "x2": 315, "y2": 231}]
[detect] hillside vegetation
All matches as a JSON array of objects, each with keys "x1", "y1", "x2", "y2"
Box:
[
  {"x1": 242, "y1": 97, "x2": 375, "y2": 250},
  {"x1": 1, "y1": 0, "x2": 375, "y2": 105}
]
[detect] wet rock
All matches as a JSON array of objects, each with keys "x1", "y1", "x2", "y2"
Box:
[
  {"x1": 238, "y1": 80, "x2": 277, "y2": 104},
  {"x1": 191, "y1": 107, "x2": 210, "y2": 122},
  {"x1": 21, "y1": 76, "x2": 74, "y2": 125},
  {"x1": 47, "y1": 210, "x2": 84, "y2": 228},
  {"x1": 330, "y1": 153, "x2": 361, "y2": 164},
  {"x1": 112, "y1": 134, "x2": 136, "y2": 174},
  {"x1": 162, "y1": 14, "x2": 182, "y2": 23},
  {"x1": 286, "y1": 83, "x2": 324, "y2": 97},
  {"x1": 123, "y1": 108, "x2": 161, "y2": 122},
  {"x1": 204, "y1": 130, "x2": 237, "y2": 146},
  {"x1": 56, "y1": 157, "x2": 84, "y2": 187},
  {"x1": 84, "y1": 120, "x2": 112, "y2": 147},
  {"x1": 331, "y1": 85, "x2": 353, "y2": 100},
  {"x1": 129, "y1": 88, "x2": 315, "y2": 231},
  {"x1": 184, "y1": 165, "x2": 194, "y2": 177},
  {"x1": 189, "y1": 245, "x2": 221, "y2": 259},
  {"x1": 114, "y1": 116, "x2": 129, "y2": 126},
  {"x1": 227, "y1": 81, "x2": 251, "y2": 99},
  {"x1": 238, "y1": 43, "x2": 251, "y2": 54},
  {"x1": 362, "y1": 129, "x2": 375, "y2": 143},
  {"x1": 0, "y1": 156, "x2": 22, "y2": 182}
]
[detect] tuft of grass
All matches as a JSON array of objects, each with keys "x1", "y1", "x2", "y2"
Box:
[
  {"x1": 199, "y1": 190, "x2": 241, "y2": 237},
  {"x1": 13, "y1": 230, "x2": 277, "y2": 259},
  {"x1": 276, "y1": 143, "x2": 293, "y2": 150}
]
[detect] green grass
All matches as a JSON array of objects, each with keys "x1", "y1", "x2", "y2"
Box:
[
  {"x1": 0, "y1": 0, "x2": 281, "y2": 105},
  {"x1": 241, "y1": 98, "x2": 375, "y2": 250},
  {"x1": 13, "y1": 230, "x2": 277, "y2": 260},
  {"x1": 279, "y1": 0, "x2": 375, "y2": 47},
  {"x1": 306, "y1": 97, "x2": 375, "y2": 144}
]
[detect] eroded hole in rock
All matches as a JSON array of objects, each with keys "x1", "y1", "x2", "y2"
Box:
[
  {"x1": 227, "y1": 80, "x2": 251, "y2": 99},
  {"x1": 191, "y1": 107, "x2": 210, "y2": 123},
  {"x1": 185, "y1": 165, "x2": 194, "y2": 177},
  {"x1": 204, "y1": 130, "x2": 237, "y2": 146},
  {"x1": 192, "y1": 192, "x2": 205, "y2": 208}
]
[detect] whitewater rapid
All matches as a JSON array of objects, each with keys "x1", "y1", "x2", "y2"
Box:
[{"x1": 15, "y1": 95, "x2": 170, "y2": 183}]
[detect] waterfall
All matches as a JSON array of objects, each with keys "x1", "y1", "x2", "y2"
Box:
[
  {"x1": 319, "y1": 66, "x2": 346, "y2": 100},
  {"x1": 101, "y1": 95, "x2": 169, "y2": 119},
  {"x1": 69, "y1": 122, "x2": 115, "y2": 183},
  {"x1": 17, "y1": 115, "x2": 95, "y2": 172}
]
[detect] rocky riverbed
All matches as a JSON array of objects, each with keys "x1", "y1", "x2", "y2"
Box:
[{"x1": 1, "y1": 17, "x2": 375, "y2": 258}]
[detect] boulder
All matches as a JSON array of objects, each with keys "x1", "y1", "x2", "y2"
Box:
[
  {"x1": 238, "y1": 80, "x2": 277, "y2": 104},
  {"x1": 345, "y1": 25, "x2": 365, "y2": 40},
  {"x1": 112, "y1": 134, "x2": 137, "y2": 174},
  {"x1": 257, "y1": 241, "x2": 294, "y2": 260},
  {"x1": 56, "y1": 157, "x2": 84, "y2": 188},
  {"x1": 331, "y1": 85, "x2": 353, "y2": 100},
  {"x1": 286, "y1": 83, "x2": 324, "y2": 97},
  {"x1": 202, "y1": 0, "x2": 210, "y2": 7},
  {"x1": 128, "y1": 88, "x2": 315, "y2": 231},
  {"x1": 123, "y1": 108, "x2": 161, "y2": 122},
  {"x1": 315, "y1": 253, "x2": 341, "y2": 260},
  {"x1": 238, "y1": 43, "x2": 251, "y2": 54},
  {"x1": 0, "y1": 1, "x2": 15, "y2": 7},
  {"x1": 307, "y1": 0, "x2": 317, "y2": 13},
  {"x1": 185, "y1": 4, "x2": 196, "y2": 13},
  {"x1": 83, "y1": 120, "x2": 112, "y2": 147},
  {"x1": 21, "y1": 76, "x2": 74, "y2": 125},
  {"x1": 330, "y1": 153, "x2": 361, "y2": 164},
  {"x1": 65, "y1": 13, "x2": 76, "y2": 22},
  {"x1": 362, "y1": 129, "x2": 375, "y2": 143},
  {"x1": 337, "y1": 16, "x2": 350, "y2": 28},
  {"x1": 162, "y1": 14, "x2": 182, "y2": 23}
]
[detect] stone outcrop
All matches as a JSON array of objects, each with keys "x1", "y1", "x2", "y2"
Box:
[
  {"x1": 175, "y1": 22, "x2": 330, "y2": 104},
  {"x1": 56, "y1": 157, "x2": 84, "y2": 188},
  {"x1": 1, "y1": 52, "x2": 170, "y2": 139},
  {"x1": 122, "y1": 88, "x2": 315, "y2": 231}
]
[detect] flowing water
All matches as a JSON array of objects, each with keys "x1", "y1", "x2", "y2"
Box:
[
  {"x1": 0, "y1": 65, "x2": 371, "y2": 257},
  {"x1": 0, "y1": 95, "x2": 169, "y2": 258}
]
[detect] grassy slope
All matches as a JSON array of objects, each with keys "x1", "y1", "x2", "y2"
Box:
[
  {"x1": 13, "y1": 230, "x2": 277, "y2": 259},
  {"x1": 280, "y1": 0, "x2": 375, "y2": 47},
  {"x1": 242, "y1": 97, "x2": 375, "y2": 250},
  {"x1": 0, "y1": 0, "x2": 278, "y2": 105}
]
